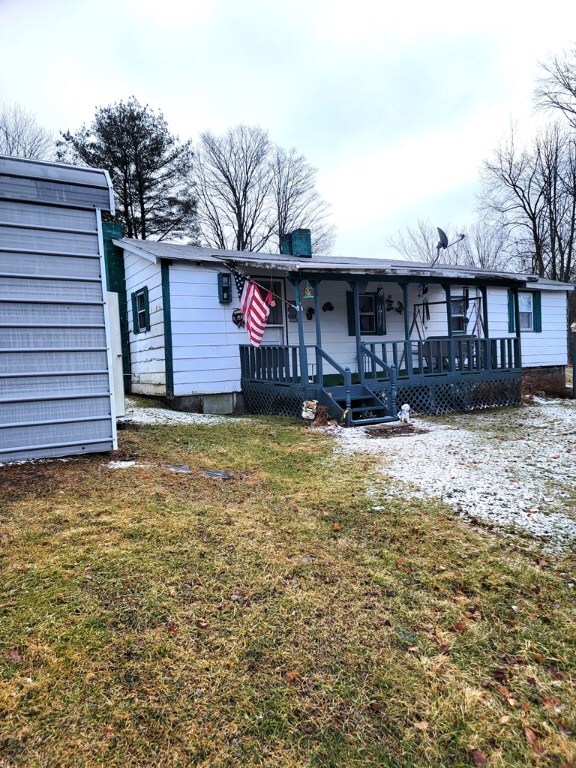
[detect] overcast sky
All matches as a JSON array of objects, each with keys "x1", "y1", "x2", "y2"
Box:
[{"x1": 2, "y1": 0, "x2": 576, "y2": 257}]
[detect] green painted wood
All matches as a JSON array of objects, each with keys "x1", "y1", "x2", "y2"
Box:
[
  {"x1": 161, "y1": 260, "x2": 174, "y2": 399},
  {"x1": 533, "y1": 291, "x2": 542, "y2": 332},
  {"x1": 508, "y1": 289, "x2": 515, "y2": 333},
  {"x1": 102, "y1": 222, "x2": 131, "y2": 393}
]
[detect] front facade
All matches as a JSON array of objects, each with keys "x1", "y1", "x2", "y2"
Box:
[
  {"x1": 0, "y1": 155, "x2": 117, "y2": 461},
  {"x1": 109, "y1": 236, "x2": 571, "y2": 425}
]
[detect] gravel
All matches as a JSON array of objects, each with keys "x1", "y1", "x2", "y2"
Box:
[{"x1": 325, "y1": 398, "x2": 576, "y2": 550}]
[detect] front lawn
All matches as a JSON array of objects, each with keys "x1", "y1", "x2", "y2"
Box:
[{"x1": 1, "y1": 416, "x2": 575, "y2": 767}]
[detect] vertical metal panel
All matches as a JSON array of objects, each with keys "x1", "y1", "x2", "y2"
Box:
[{"x1": 0, "y1": 156, "x2": 116, "y2": 462}]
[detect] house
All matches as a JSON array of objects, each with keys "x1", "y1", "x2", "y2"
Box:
[
  {"x1": 0, "y1": 155, "x2": 119, "y2": 461},
  {"x1": 108, "y1": 230, "x2": 572, "y2": 426}
]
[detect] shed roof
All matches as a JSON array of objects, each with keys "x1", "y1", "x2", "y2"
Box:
[
  {"x1": 115, "y1": 238, "x2": 573, "y2": 289},
  {"x1": 0, "y1": 155, "x2": 115, "y2": 213}
]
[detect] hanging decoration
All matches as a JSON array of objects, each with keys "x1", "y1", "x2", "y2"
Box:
[{"x1": 302, "y1": 281, "x2": 315, "y2": 299}]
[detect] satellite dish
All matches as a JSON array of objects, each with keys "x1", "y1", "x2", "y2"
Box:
[{"x1": 436, "y1": 227, "x2": 448, "y2": 250}]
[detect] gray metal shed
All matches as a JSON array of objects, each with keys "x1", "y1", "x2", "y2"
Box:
[{"x1": 0, "y1": 155, "x2": 117, "y2": 462}]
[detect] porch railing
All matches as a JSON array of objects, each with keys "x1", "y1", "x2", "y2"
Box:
[
  {"x1": 239, "y1": 344, "x2": 350, "y2": 385},
  {"x1": 240, "y1": 336, "x2": 521, "y2": 387},
  {"x1": 362, "y1": 336, "x2": 520, "y2": 379}
]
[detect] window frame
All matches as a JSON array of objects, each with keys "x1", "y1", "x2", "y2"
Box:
[
  {"x1": 450, "y1": 292, "x2": 468, "y2": 335},
  {"x1": 131, "y1": 286, "x2": 150, "y2": 334},
  {"x1": 346, "y1": 290, "x2": 386, "y2": 336}
]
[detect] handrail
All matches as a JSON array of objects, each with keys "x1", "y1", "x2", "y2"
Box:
[{"x1": 360, "y1": 343, "x2": 396, "y2": 380}]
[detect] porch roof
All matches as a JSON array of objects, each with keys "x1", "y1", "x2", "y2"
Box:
[{"x1": 115, "y1": 238, "x2": 546, "y2": 286}]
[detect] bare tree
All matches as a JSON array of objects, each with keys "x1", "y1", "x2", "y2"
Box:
[
  {"x1": 387, "y1": 219, "x2": 439, "y2": 263},
  {"x1": 0, "y1": 103, "x2": 54, "y2": 160},
  {"x1": 193, "y1": 124, "x2": 336, "y2": 255},
  {"x1": 270, "y1": 146, "x2": 335, "y2": 257},
  {"x1": 535, "y1": 48, "x2": 576, "y2": 129},
  {"x1": 388, "y1": 218, "x2": 514, "y2": 270},
  {"x1": 194, "y1": 125, "x2": 274, "y2": 252},
  {"x1": 481, "y1": 123, "x2": 576, "y2": 281}
]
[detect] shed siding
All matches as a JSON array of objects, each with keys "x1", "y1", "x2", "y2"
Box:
[
  {"x1": 520, "y1": 289, "x2": 568, "y2": 367},
  {"x1": 0, "y1": 156, "x2": 115, "y2": 462},
  {"x1": 123, "y1": 254, "x2": 165, "y2": 394}
]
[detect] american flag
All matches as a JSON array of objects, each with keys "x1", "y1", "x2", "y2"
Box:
[
  {"x1": 241, "y1": 281, "x2": 271, "y2": 347},
  {"x1": 233, "y1": 270, "x2": 246, "y2": 299}
]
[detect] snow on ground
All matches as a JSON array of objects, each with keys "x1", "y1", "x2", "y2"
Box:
[
  {"x1": 328, "y1": 398, "x2": 576, "y2": 550},
  {"x1": 122, "y1": 397, "x2": 237, "y2": 426}
]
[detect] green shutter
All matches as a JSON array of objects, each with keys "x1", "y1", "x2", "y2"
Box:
[
  {"x1": 507, "y1": 289, "x2": 515, "y2": 333},
  {"x1": 142, "y1": 286, "x2": 150, "y2": 331},
  {"x1": 346, "y1": 291, "x2": 356, "y2": 336},
  {"x1": 533, "y1": 291, "x2": 542, "y2": 333},
  {"x1": 131, "y1": 291, "x2": 139, "y2": 334}
]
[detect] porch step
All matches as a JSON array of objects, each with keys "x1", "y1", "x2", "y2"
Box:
[{"x1": 318, "y1": 383, "x2": 398, "y2": 427}]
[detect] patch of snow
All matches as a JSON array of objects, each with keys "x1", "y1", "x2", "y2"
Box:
[
  {"x1": 327, "y1": 399, "x2": 576, "y2": 550},
  {"x1": 122, "y1": 397, "x2": 238, "y2": 426}
]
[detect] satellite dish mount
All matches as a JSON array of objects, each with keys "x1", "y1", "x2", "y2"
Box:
[{"x1": 430, "y1": 227, "x2": 465, "y2": 266}]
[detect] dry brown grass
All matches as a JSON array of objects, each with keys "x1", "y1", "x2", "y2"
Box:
[{"x1": 1, "y1": 416, "x2": 575, "y2": 767}]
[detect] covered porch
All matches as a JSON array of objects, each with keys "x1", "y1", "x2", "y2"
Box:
[{"x1": 240, "y1": 269, "x2": 524, "y2": 425}]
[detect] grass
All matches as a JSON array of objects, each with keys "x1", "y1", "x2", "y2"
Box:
[{"x1": 1, "y1": 415, "x2": 575, "y2": 767}]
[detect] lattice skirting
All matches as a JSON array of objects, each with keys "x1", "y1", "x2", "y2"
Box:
[
  {"x1": 242, "y1": 381, "x2": 315, "y2": 419},
  {"x1": 392, "y1": 376, "x2": 521, "y2": 415}
]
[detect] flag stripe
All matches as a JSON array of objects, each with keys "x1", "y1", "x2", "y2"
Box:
[{"x1": 241, "y1": 281, "x2": 271, "y2": 347}]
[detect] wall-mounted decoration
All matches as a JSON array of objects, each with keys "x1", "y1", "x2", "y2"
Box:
[
  {"x1": 322, "y1": 302, "x2": 334, "y2": 312},
  {"x1": 287, "y1": 304, "x2": 298, "y2": 322},
  {"x1": 386, "y1": 295, "x2": 394, "y2": 312},
  {"x1": 218, "y1": 272, "x2": 232, "y2": 303},
  {"x1": 395, "y1": 301, "x2": 404, "y2": 314},
  {"x1": 232, "y1": 308, "x2": 245, "y2": 327},
  {"x1": 305, "y1": 307, "x2": 315, "y2": 320}
]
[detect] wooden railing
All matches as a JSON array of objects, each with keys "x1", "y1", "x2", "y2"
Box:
[
  {"x1": 362, "y1": 336, "x2": 520, "y2": 379},
  {"x1": 240, "y1": 336, "x2": 521, "y2": 386}
]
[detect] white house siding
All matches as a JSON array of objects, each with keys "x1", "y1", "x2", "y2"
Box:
[
  {"x1": 520, "y1": 288, "x2": 567, "y2": 368},
  {"x1": 170, "y1": 263, "x2": 245, "y2": 396},
  {"x1": 123, "y1": 254, "x2": 165, "y2": 395}
]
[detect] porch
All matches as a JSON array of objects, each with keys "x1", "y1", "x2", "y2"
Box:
[{"x1": 240, "y1": 336, "x2": 522, "y2": 425}]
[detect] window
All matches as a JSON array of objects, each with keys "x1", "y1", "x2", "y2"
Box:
[
  {"x1": 519, "y1": 292, "x2": 534, "y2": 330},
  {"x1": 508, "y1": 290, "x2": 542, "y2": 333},
  {"x1": 450, "y1": 294, "x2": 468, "y2": 334},
  {"x1": 346, "y1": 291, "x2": 385, "y2": 336},
  {"x1": 131, "y1": 286, "x2": 150, "y2": 333},
  {"x1": 251, "y1": 280, "x2": 284, "y2": 326}
]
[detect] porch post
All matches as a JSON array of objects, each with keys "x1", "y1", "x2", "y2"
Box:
[
  {"x1": 291, "y1": 276, "x2": 309, "y2": 386},
  {"x1": 512, "y1": 285, "x2": 522, "y2": 369},
  {"x1": 353, "y1": 281, "x2": 363, "y2": 383},
  {"x1": 443, "y1": 283, "x2": 456, "y2": 373},
  {"x1": 312, "y1": 279, "x2": 323, "y2": 384},
  {"x1": 480, "y1": 286, "x2": 489, "y2": 337},
  {"x1": 401, "y1": 282, "x2": 412, "y2": 376},
  {"x1": 480, "y1": 285, "x2": 492, "y2": 370}
]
